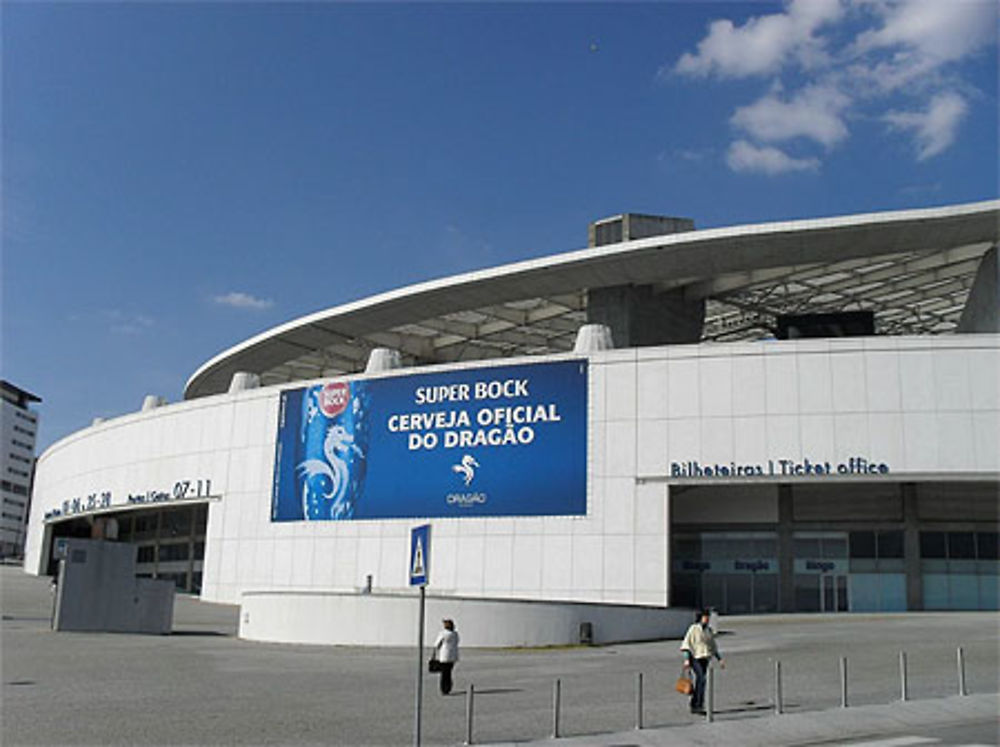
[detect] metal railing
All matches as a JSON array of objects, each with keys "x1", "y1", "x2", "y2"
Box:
[{"x1": 457, "y1": 646, "x2": 974, "y2": 744}]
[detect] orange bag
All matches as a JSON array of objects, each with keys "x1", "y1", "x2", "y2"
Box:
[{"x1": 675, "y1": 670, "x2": 693, "y2": 695}]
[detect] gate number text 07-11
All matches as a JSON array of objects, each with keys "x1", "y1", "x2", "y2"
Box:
[{"x1": 173, "y1": 480, "x2": 212, "y2": 499}]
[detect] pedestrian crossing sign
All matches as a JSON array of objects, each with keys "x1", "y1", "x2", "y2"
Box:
[{"x1": 409, "y1": 524, "x2": 430, "y2": 586}]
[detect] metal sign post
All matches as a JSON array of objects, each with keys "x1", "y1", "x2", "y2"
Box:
[{"x1": 410, "y1": 525, "x2": 431, "y2": 747}]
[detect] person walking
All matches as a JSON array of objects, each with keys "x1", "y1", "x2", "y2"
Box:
[
  {"x1": 679, "y1": 608, "x2": 724, "y2": 714},
  {"x1": 432, "y1": 618, "x2": 460, "y2": 695}
]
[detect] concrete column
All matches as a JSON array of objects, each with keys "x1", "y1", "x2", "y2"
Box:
[
  {"x1": 902, "y1": 483, "x2": 922, "y2": 611},
  {"x1": 573, "y1": 324, "x2": 614, "y2": 353},
  {"x1": 365, "y1": 348, "x2": 402, "y2": 373},
  {"x1": 957, "y1": 246, "x2": 998, "y2": 333},
  {"x1": 228, "y1": 372, "x2": 261, "y2": 393},
  {"x1": 141, "y1": 395, "x2": 167, "y2": 412},
  {"x1": 586, "y1": 284, "x2": 705, "y2": 347},
  {"x1": 777, "y1": 485, "x2": 795, "y2": 612}
]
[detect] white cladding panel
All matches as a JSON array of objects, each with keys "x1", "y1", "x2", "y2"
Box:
[{"x1": 25, "y1": 336, "x2": 1000, "y2": 607}]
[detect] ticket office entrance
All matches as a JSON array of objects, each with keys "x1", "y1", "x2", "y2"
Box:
[
  {"x1": 673, "y1": 527, "x2": 912, "y2": 613},
  {"x1": 671, "y1": 531, "x2": 780, "y2": 614},
  {"x1": 669, "y1": 480, "x2": 998, "y2": 614},
  {"x1": 670, "y1": 531, "x2": 855, "y2": 614}
]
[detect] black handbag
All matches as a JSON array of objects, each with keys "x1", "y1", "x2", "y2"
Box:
[{"x1": 428, "y1": 658, "x2": 443, "y2": 673}]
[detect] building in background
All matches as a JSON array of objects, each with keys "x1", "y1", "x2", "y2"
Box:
[
  {"x1": 2, "y1": 381, "x2": 41, "y2": 557},
  {"x1": 23, "y1": 200, "x2": 1000, "y2": 646}
]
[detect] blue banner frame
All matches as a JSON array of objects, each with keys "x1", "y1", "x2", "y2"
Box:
[{"x1": 271, "y1": 358, "x2": 588, "y2": 521}]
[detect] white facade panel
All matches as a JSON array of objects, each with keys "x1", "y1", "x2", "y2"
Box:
[{"x1": 699, "y1": 356, "x2": 733, "y2": 417}]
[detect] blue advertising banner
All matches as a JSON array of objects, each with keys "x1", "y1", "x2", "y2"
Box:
[{"x1": 271, "y1": 359, "x2": 587, "y2": 521}]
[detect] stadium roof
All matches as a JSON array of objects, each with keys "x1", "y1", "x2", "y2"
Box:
[{"x1": 185, "y1": 200, "x2": 1000, "y2": 399}]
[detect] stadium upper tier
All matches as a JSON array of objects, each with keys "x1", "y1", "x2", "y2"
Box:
[{"x1": 184, "y1": 200, "x2": 1000, "y2": 399}]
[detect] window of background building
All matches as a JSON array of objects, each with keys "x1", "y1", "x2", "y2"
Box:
[
  {"x1": 162, "y1": 508, "x2": 191, "y2": 538},
  {"x1": 158, "y1": 542, "x2": 190, "y2": 562},
  {"x1": 133, "y1": 514, "x2": 158, "y2": 541}
]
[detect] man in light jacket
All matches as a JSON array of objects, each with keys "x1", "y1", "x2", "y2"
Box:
[
  {"x1": 679, "y1": 608, "x2": 724, "y2": 714},
  {"x1": 432, "y1": 618, "x2": 460, "y2": 695}
]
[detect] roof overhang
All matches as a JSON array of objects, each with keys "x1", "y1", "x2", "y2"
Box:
[{"x1": 185, "y1": 200, "x2": 1000, "y2": 399}]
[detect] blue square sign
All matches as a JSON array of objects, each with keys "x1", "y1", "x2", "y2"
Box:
[{"x1": 409, "y1": 524, "x2": 430, "y2": 586}]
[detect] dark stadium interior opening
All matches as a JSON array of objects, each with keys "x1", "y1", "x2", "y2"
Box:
[{"x1": 46, "y1": 503, "x2": 208, "y2": 593}]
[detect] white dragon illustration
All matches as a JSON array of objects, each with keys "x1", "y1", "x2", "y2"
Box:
[
  {"x1": 298, "y1": 424, "x2": 362, "y2": 519},
  {"x1": 452, "y1": 454, "x2": 480, "y2": 486}
]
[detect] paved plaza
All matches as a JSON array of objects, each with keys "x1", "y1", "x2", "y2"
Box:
[{"x1": 2, "y1": 566, "x2": 997, "y2": 746}]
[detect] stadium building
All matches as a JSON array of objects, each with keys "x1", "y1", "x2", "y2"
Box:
[{"x1": 24, "y1": 201, "x2": 999, "y2": 646}]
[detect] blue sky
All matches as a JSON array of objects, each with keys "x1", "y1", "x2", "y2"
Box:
[{"x1": 3, "y1": 1, "x2": 997, "y2": 451}]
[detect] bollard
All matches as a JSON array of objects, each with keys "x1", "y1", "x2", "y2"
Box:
[
  {"x1": 552, "y1": 678, "x2": 561, "y2": 739},
  {"x1": 899, "y1": 651, "x2": 908, "y2": 702},
  {"x1": 774, "y1": 660, "x2": 783, "y2": 715},
  {"x1": 957, "y1": 647, "x2": 967, "y2": 696},
  {"x1": 840, "y1": 657, "x2": 849, "y2": 708},
  {"x1": 464, "y1": 684, "x2": 475, "y2": 745},
  {"x1": 706, "y1": 665, "x2": 715, "y2": 723},
  {"x1": 635, "y1": 672, "x2": 644, "y2": 730}
]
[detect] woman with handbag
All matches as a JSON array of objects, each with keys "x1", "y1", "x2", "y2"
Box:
[
  {"x1": 431, "y1": 618, "x2": 460, "y2": 695},
  {"x1": 679, "y1": 608, "x2": 724, "y2": 714}
]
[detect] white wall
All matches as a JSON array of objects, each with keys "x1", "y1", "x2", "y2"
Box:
[
  {"x1": 25, "y1": 336, "x2": 1000, "y2": 614},
  {"x1": 240, "y1": 590, "x2": 694, "y2": 647}
]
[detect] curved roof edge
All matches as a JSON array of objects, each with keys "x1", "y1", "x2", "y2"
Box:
[{"x1": 185, "y1": 200, "x2": 1000, "y2": 399}]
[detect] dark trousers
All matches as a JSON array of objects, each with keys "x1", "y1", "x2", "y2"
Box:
[
  {"x1": 438, "y1": 662, "x2": 455, "y2": 694},
  {"x1": 690, "y1": 658, "x2": 710, "y2": 710}
]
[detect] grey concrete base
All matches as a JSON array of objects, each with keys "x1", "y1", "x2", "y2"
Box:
[
  {"x1": 240, "y1": 589, "x2": 694, "y2": 646},
  {"x1": 503, "y1": 693, "x2": 1000, "y2": 746},
  {"x1": 53, "y1": 539, "x2": 174, "y2": 634}
]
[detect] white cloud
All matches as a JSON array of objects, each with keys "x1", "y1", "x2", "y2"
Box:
[
  {"x1": 731, "y1": 85, "x2": 850, "y2": 148},
  {"x1": 674, "y1": 0, "x2": 844, "y2": 78},
  {"x1": 884, "y1": 92, "x2": 969, "y2": 160},
  {"x1": 212, "y1": 291, "x2": 274, "y2": 310},
  {"x1": 669, "y1": 0, "x2": 995, "y2": 169},
  {"x1": 847, "y1": 1, "x2": 998, "y2": 94},
  {"x1": 726, "y1": 140, "x2": 821, "y2": 175},
  {"x1": 853, "y1": 0, "x2": 997, "y2": 64},
  {"x1": 68, "y1": 309, "x2": 155, "y2": 335}
]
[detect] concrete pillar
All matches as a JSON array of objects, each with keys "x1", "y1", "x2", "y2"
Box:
[
  {"x1": 228, "y1": 371, "x2": 261, "y2": 393},
  {"x1": 573, "y1": 324, "x2": 614, "y2": 353},
  {"x1": 902, "y1": 483, "x2": 922, "y2": 611},
  {"x1": 777, "y1": 485, "x2": 795, "y2": 612},
  {"x1": 140, "y1": 395, "x2": 167, "y2": 412},
  {"x1": 365, "y1": 348, "x2": 402, "y2": 373},
  {"x1": 586, "y1": 284, "x2": 705, "y2": 347},
  {"x1": 957, "y1": 246, "x2": 998, "y2": 333}
]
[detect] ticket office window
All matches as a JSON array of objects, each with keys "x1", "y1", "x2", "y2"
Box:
[
  {"x1": 849, "y1": 530, "x2": 904, "y2": 571},
  {"x1": 672, "y1": 532, "x2": 778, "y2": 614},
  {"x1": 921, "y1": 531, "x2": 999, "y2": 610},
  {"x1": 794, "y1": 574, "x2": 848, "y2": 613},
  {"x1": 793, "y1": 532, "x2": 848, "y2": 612}
]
